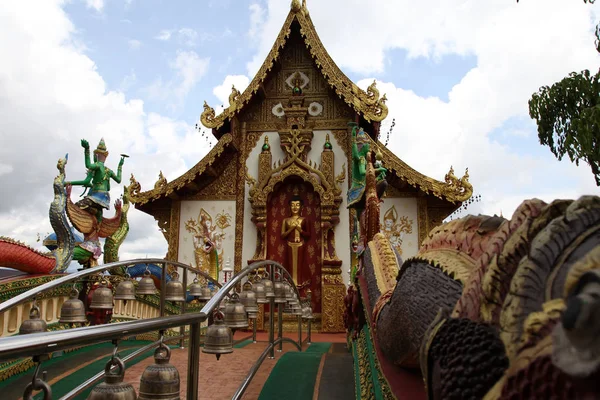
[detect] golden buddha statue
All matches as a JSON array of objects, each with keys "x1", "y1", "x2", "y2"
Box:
[{"x1": 281, "y1": 196, "x2": 310, "y2": 284}]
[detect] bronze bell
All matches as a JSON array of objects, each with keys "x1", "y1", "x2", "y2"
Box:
[
  {"x1": 273, "y1": 274, "x2": 287, "y2": 304},
  {"x1": 115, "y1": 277, "x2": 136, "y2": 302},
  {"x1": 189, "y1": 276, "x2": 203, "y2": 298},
  {"x1": 224, "y1": 292, "x2": 249, "y2": 330},
  {"x1": 137, "y1": 269, "x2": 157, "y2": 295},
  {"x1": 239, "y1": 282, "x2": 258, "y2": 314},
  {"x1": 90, "y1": 281, "x2": 114, "y2": 310},
  {"x1": 302, "y1": 303, "x2": 314, "y2": 319},
  {"x1": 88, "y1": 357, "x2": 137, "y2": 400},
  {"x1": 284, "y1": 282, "x2": 295, "y2": 301},
  {"x1": 138, "y1": 343, "x2": 180, "y2": 400},
  {"x1": 164, "y1": 272, "x2": 185, "y2": 302},
  {"x1": 20, "y1": 303, "x2": 47, "y2": 335},
  {"x1": 291, "y1": 297, "x2": 303, "y2": 316},
  {"x1": 261, "y1": 272, "x2": 275, "y2": 299},
  {"x1": 59, "y1": 288, "x2": 87, "y2": 325},
  {"x1": 202, "y1": 310, "x2": 233, "y2": 360},
  {"x1": 253, "y1": 278, "x2": 268, "y2": 304},
  {"x1": 197, "y1": 284, "x2": 212, "y2": 301}
]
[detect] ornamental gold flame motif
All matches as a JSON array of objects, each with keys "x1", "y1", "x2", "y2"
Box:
[
  {"x1": 224, "y1": 292, "x2": 249, "y2": 330},
  {"x1": 137, "y1": 269, "x2": 157, "y2": 295},
  {"x1": 88, "y1": 358, "x2": 137, "y2": 400},
  {"x1": 90, "y1": 281, "x2": 114, "y2": 310},
  {"x1": 164, "y1": 272, "x2": 185, "y2": 302},
  {"x1": 138, "y1": 344, "x2": 180, "y2": 400},
  {"x1": 19, "y1": 303, "x2": 47, "y2": 335},
  {"x1": 59, "y1": 288, "x2": 87, "y2": 325},
  {"x1": 202, "y1": 310, "x2": 233, "y2": 360}
]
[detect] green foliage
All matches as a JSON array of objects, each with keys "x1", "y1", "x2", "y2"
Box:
[
  {"x1": 521, "y1": 0, "x2": 600, "y2": 186},
  {"x1": 528, "y1": 71, "x2": 600, "y2": 185}
]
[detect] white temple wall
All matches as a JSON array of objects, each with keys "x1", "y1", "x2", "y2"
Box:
[
  {"x1": 309, "y1": 130, "x2": 351, "y2": 287},
  {"x1": 242, "y1": 132, "x2": 283, "y2": 266}
]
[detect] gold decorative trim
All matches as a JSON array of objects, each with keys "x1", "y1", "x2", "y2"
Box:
[
  {"x1": 132, "y1": 133, "x2": 234, "y2": 206},
  {"x1": 166, "y1": 201, "x2": 180, "y2": 261},
  {"x1": 416, "y1": 248, "x2": 476, "y2": 285},
  {"x1": 200, "y1": 8, "x2": 388, "y2": 130},
  {"x1": 182, "y1": 195, "x2": 236, "y2": 201},
  {"x1": 374, "y1": 141, "x2": 473, "y2": 203},
  {"x1": 417, "y1": 197, "x2": 428, "y2": 247}
]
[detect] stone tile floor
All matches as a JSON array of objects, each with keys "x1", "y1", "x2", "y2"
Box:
[{"x1": 124, "y1": 332, "x2": 346, "y2": 400}]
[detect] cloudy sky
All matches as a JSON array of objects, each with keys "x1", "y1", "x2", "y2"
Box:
[{"x1": 0, "y1": 0, "x2": 598, "y2": 263}]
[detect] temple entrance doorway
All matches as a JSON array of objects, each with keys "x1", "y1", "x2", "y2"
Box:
[{"x1": 266, "y1": 177, "x2": 322, "y2": 313}]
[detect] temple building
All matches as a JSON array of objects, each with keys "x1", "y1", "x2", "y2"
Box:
[{"x1": 130, "y1": 0, "x2": 472, "y2": 333}]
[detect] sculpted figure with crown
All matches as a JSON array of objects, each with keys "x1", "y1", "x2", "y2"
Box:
[
  {"x1": 65, "y1": 138, "x2": 126, "y2": 266},
  {"x1": 281, "y1": 194, "x2": 310, "y2": 285},
  {"x1": 186, "y1": 208, "x2": 225, "y2": 283}
]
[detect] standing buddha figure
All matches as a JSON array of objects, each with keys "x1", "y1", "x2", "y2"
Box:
[{"x1": 281, "y1": 196, "x2": 310, "y2": 284}]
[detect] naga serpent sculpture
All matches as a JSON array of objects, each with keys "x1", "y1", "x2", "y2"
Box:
[
  {"x1": 346, "y1": 138, "x2": 600, "y2": 398},
  {"x1": 0, "y1": 155, "x2": 75, "y2": 274}
]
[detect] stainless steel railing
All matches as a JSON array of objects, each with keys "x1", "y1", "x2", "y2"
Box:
[{"x1": 0, "y1": 258, "x2": 306, "y2": 400}]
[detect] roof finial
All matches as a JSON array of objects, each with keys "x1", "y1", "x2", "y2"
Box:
[{"x1": 291, "y1": 0, "x2": 301, "y2": 12}]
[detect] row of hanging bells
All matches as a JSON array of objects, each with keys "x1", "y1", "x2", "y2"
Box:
[{"x1": 88, "y1": 340, "x2": 180, "y2": 400}]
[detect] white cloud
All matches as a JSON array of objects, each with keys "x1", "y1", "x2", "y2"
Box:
[
  {"x1": 178, "y1": 28, "x2": 198, "y2": 46},
  {"x1": 248, "y1": 3, "x2": 265, "y2": 39},
  {"x1": 0, "y1": 0, "x2": 212, "y2": 263},
  {"x1": 128, "y1": 39, "x2": 141, "y2": 50},
  {"x1": 247, "y1": 0, "x2": 599, "y2": 76},
  {"x1": 212, "y1": 75, "x2": 250, "y2": 106},
  {"x1": 0, "y1": 163, "x2": 13, "y2": 177},
  {"x1": 246, "y1": 0, "x2": 600, "y2": 219},
  {"x1": 155, "y1": 29, "x2": 172, "y2": 41},
  {"x1": 155, "y1": 27, "x2": 231, "y2": 46},
  {"x1": 85, "y1": 0, "x2": 104, "y2": 12},
  {"x1": 143, "y1": 50, "x2": 210, "y2": 108}
]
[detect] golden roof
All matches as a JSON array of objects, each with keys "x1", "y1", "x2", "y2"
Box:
[
  {"x1": 131, "y1": 133, "x2": 234, "y2": 206},
  {"x1": 200, "y1": 1, "x2": 389, "y2": 130},
  {"x1": 375, "y1": 140, "x2": 473, "y2": 203}
]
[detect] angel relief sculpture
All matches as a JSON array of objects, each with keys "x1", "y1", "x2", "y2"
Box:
[
  {"x1": 382, "y1": 206, "x2": 413, "y2": 256},
  {"x1": 185, "y1": 208, "x2": 230, "y2": 282},
  {"x1": 65, "y1": 138, "x2": 126, "y2": 266}
]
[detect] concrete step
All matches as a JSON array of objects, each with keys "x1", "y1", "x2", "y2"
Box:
[{"x1": 317, "y1": 352, "x2": 355, "y2": 400}]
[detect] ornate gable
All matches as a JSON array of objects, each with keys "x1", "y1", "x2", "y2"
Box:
[{"x1": 200, "y1": 1, "x2": 388, "y2": 131}]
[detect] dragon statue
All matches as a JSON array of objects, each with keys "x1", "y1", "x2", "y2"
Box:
[
  {"x1": 0, "y1": 155, "x2": 75, "y2": 273},
  {"x1": 0, "y1": 139, "x2": 133, "y2": 274},
  {"x1": 345, "y1": 133, "x2": 600, "y2": 399}
]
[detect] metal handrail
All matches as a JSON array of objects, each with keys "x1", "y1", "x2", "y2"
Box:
[
  {"x1": 0, "y1": 259, "x2": 306, "y2": 399},
  {"x1": 0, "y1": 311, "x2": 207, "y2": 362},
  {"x1": 232, "y1": 337, "x2": 302, "y2": 400},
  {"x1": 0, "y1": 258, "x2": 222, "y2": 315},
  {"x1": 200, "y1": 260, "x2": 302, "y2": 315},
  {"x1": 60, "y1": 334, "x2": 186, "y2": 400}
]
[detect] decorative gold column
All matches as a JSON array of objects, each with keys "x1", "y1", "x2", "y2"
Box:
[{"x1": 320, "y1": 133, "x2": 346, "y2": 333}]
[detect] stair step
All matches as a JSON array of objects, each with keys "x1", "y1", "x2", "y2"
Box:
[{"x1": 317, "y1": 353, "x2": 354, "y2": 400}]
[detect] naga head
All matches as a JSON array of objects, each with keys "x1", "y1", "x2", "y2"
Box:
[{"x1": 552, "y1": 269, "x2": 600, "y2": 377}]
